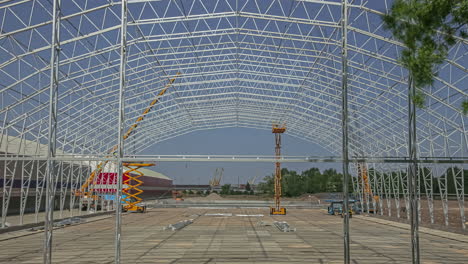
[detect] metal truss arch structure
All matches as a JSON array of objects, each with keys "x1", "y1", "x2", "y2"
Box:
[
  {"x1": 0, "y1": 0, "x2": 467, "y2": 263},
  {"x1": 0, "y1": 0, "x2": 466, "y2": 159}
]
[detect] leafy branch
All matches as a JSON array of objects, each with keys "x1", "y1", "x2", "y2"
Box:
[{"x1": 382, "y1": 0, "x2": 467, "y2": 112}]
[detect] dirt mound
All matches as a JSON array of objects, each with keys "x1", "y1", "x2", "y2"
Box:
[{"x1": 205, "y1": 193, "x2": 223, "y2": 200}]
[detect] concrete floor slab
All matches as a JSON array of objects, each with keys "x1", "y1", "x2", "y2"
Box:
[{"x1": 0, "y1": 208, "x2": 466, "y2": 263}]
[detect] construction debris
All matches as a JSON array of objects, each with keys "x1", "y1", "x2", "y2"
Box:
[
  {"x1": 204, "y1": 213, "x2": 263, "y2": 217},
  {"x1": 274, "y1": 221, "x2": 296, "y2": 232},
  {"x1": 235, "y1": 214, "x2": 264, "y2": 217},
  {"x1": 188, "y1": 214, "x2": 201, "y2": 219},
  {"x1": 205, "y1": 213, "x2": 232, "y2": 217},
  {"x1": 163, "y1": 219, "x2": 193, "y2": 231},
  {"x1": 30, "y1": 217, "x2": 86, "y2": 231},
  {"x1": 257, "y1": 221, "x2": 272, "y2": 226}
]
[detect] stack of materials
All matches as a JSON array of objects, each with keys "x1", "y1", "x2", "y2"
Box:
[
  {"x1": 273, "y1": 221, "x2": 296, "y2": 232},
  {"x1": 163, "y1": 219, "x2": 193, "y2": 231}
]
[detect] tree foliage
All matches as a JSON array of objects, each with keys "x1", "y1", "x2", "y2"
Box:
[
  {"x1": 462, "y1": 100, "x2": 468, "y2": 115},
  {"x1": 257, "y1": 167, "x2": 468, "y2": 197},
  {"x1": 257, "y1": 167, "x2": 352, "y2": 197},
  {"x1": 220, "y1": 184, "x2": 231, "y2": 195},
  {"x1": 382, "y1": 0, "x2": 467, "y2": 109},
  {"x1": 245, "y1": 182, "x2": 251, "y2": 191}
]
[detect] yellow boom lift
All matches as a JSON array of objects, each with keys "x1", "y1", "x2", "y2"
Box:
[
  {"x1": 270, "y1": 124, "x2": 287, "y2": 215},
  {"x1": 76, "y1": 73, "x2": 181, "y2": 208}
]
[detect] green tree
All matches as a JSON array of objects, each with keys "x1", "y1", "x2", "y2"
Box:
[
  {"x1": 322, "y1": 169, "x2": 343, "y2": 192},
  {"x1": 463, "y1": 101, "x2": 468, "y2": 115},
  {"x1": 220, "y1": 184, "x2": 231, "y2": 195},
  {"x1": 382, "y1": 0, "x2": 467, "y2": 110},
  {"x1": 245, "y1": 182, "x2": 251, "y2": 191},
  {"x1": 302, "y1": 168, "x2": 322, "y2": 193},
  {"x1": 282, "y1": 170, "x2": 305, "y2": 197},
  {"x1": 257, "y1": 175, "x2": 274, "y2": 194},
  {"x1": 256, "y1": 167, "x2": 356, "y2": 197}
]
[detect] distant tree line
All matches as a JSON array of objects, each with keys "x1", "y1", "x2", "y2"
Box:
[
  {"x1": 255, "y1": 167, "x2": 468, "y2": 198},
  {"x1": 256, "y1": 168, "x2": 352, "y2": 197}
]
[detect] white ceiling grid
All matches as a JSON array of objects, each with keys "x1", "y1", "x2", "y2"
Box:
[{"x1": 0, "y1": 0, "x2": 466, "y2": 159}]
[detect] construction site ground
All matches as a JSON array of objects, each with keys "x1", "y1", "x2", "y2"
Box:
[
  {"x1": 365, "y1": 199, "x2": 468, "y2": 235},
  {"x1": 185, "y1": 194, "x2": 468, "y2": 234},
  {"x1": 0, "y1": 207, "x2": 467, "y2": 263}
]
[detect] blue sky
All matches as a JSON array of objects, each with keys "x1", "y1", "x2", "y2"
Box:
[{"x1": 142, "y1": 127, "x2": 340, "y2": 185}]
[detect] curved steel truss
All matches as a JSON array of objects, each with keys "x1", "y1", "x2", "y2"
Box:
[
  {"x1": 0, "y1": 0, "x2": 465, "y2": 158},
  {"x1": 0, "y1": 0, "x2": 466, "y2": 263}
]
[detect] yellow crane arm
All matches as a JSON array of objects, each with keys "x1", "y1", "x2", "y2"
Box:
[
  {"x1": 77, "y1": 73, "x2": 181, "y2": 196},
  {"x1": 209, "y1": 168, "x2": 224, "y2": 187},
  {"x1": 122, "y1": 73, "x2": 180, "y2": 140}
]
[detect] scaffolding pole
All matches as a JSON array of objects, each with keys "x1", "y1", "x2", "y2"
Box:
[
  {"x1": 44, "y1": 0, "x2": 61, "y2": 263},
  {"x1": 341, "y1": 0, "x2": 350, "y2": 263},
  {"x1": 271, "y1": 125, "x2": 286, "y2": 215},
  {"x1": 408, "y1": 76, "x2": 420, "y2": 264},
  {"x1": 115, "y1": 1, "x2": 127, "y2": 263}
]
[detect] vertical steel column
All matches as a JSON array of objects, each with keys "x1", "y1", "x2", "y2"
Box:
[
  {"x1": 421, "y1": 168, "x2": 434, "y2": 224},
  {"x1": 382, "y1": 167, "x2": 392, "y2": 217},
  {"x1": 341, "y1": 1, "x2": 350, "y2": 263},
  {"x1": 417, "y1": 168, "x2": 422, "y2": 223},
  {"x1": 437, "y1": 167, "x2": 449, "y2": 226},
  {"x1": 408, "y1": 77, "x2": 420, "y2": 264},
  {"x1": 35, "y1": 160, "x2": 47, "y2": 223},
  {"x1": 115, "y1": 1, "x2": 127, "y2": 263},
  {"x1": 20, "y1": 122, "x2": 43, "y2": 225},
  {"x1": 370, "y1": 164, "x2": 379, "y2": 215},
  {"x1": 56, "y1": 161, "x2": 64, "y2": 218},
  {"x1": 0, "y1": 115, "x2": 5, "y2": 227},
  {"x1": 2, "y1": 122, "x2": 24, "y2": 227},
  {"x1": 451, "y1": 167, "x2": 466, "y2": 230},
  {"x1": 399, "y1": 165, "x2": 410, "y2": 220},
  {"x1": 394, "y1": 171, "x2": 402, "y2": 219},
  {"x1": 44, "y1": 0, "x2": 61, "y2": 263},
  {"x1": 77, "y1": 164, "x2": 85, "y2": 216},
  {"x1": 69, "y1": 161, "x2": 79, "y2": 217}
]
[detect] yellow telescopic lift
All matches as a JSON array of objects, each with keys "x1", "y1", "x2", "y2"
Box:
[
  {"x1": 357, "y1": 162, "x2": 379, "y2": 213},
  {"x1": 358, "y1": 163, "x2": 372, "y2": 197},
  {"x1": 122, "y1": 163, "x2": 154, "y2": 213},
  {"x1": 75, "y1": 73, "x2": 181, "y2": 207},
  {"x1": 270, "y1": 124, "x2": 287, "y2": 215}
]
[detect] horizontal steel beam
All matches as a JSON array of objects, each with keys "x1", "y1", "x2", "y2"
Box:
[{"x1": 0, "y1": 155, "x2": 466, "y2": 164}]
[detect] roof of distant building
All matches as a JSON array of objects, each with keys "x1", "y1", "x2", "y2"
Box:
[{"x1": 134, "y1": 168, "x2": 172, "y2": 181}]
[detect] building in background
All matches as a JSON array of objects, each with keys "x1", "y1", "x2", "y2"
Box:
[
  {"x1": 0, "y1": 135, "x2": 173, "y2": 216},
  {"x1": 94, "y1": 169, "x2": 173, "y2": 201}
]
